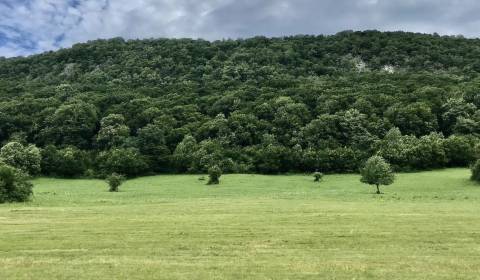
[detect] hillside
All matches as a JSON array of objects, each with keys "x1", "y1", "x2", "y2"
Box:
[{"x1": 1, "y1": 30, "x2": 480, "y2": 176}]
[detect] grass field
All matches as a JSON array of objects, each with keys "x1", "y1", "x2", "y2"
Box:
[{"x1": 1, "y1": 169, "x2": 480, "y2": 279}]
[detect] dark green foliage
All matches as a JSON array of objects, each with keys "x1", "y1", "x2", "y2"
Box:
[
  {"x1": 96, "y1": 114, "x2": 130, "y2": 149},
  {"x1": 444, "y1": 135, "x2": 477, "y2": 166},
  {"x1": 360, "y1": 156, "x2": 395, "y2": 194},
  {"x1": 313, "y1": 172, "x2": 323, "y2": 182},
  {"x1": 1, "y1": 31, "x2": 480, "y2": 176},
  {"x1": 173, "y1": 135, "x2": 198, "y2": 172},
  {"x1": 106, "y1": 173, "x2": 126, "y2": 192},
  {"x1": 137, "y1": 122, "x2": 170, "y2": 172},
  {"x1": 39, "y1": 101, "x2": 98, "y2": 148},
  {"x1": 386, "y1": 102, "x2": 438, "y2": 137},
  {"x1": 0, "y1": 163, "x2": 33, "y2": 203},
  {"x1": 207, "y1": 165, "x2": 222, "y2": 185},
  {"x1": 470, "y1": 160, "x2": 480, "y2": 182},
  {"x1": 97, "y1": 148, "x2": 148, "y2": 177},
  {"x1": 41, "y1": 146, "x2": 90, "y2": 177}
]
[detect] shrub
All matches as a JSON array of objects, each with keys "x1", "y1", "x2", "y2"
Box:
[
  {"x1": 470, "y1": 159, "x2": 480, "y2": 182},
  {"x1": 313, "y1": 171, "x2": 324, "y2": 182},
  {"x1": 0, "y1": 142, "x2": 41, "y2": 175},
  {"x1": 84, "y1": 169, "x2": 96, "y2": 179},
  {"x1": 106, "y1": 173, "x2": 125, "y2": 192},
  {"x1": 360, "y1": 156, "x2": 395, "y2": 194},
  {"x1": 0, "y1": 163, "x2": 33, "y2": 203},
  {"x1": 207, "y1": 165, "x2": 222, "y2": 185}
]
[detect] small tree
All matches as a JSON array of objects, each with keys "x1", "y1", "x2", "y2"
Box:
[
  {"x1": 360, "y1": 156, "x2": 395, "y2": 194},
  {"x1": 106, "y1": 173, "x2": 125, "y2": 192},
  {"x1": 207, "y1": 165, "x2": 222, "y2": 185},
  {"x1": 0, "y1": 163, "x2": 33, "y2": 203},
  {"x1": 313, "y1": 171, "x2": 324, "y2": 182},
  {"x1": 470, "y1": 159, "x2": 480, "y2": 182}
]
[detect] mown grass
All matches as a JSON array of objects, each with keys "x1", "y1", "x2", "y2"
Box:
[{"x1": 1, "y1": 169, "x2": 480, "y2": 279}]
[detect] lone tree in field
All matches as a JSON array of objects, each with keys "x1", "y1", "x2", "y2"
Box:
[
  {"x1": 360, "y1": 156, "x2": 395, "y2": 194},
  {"x1": 0, "y1": 163, "x2": 33, "y2": 203},
  {"x1": 106, "y1": 173, "x2": 125, "y2": 192},
  {"x1": 207, "y1": 165, "x2": 222, "y2": 185},
  {"x1": 470, "y1": 159, "x2": 480, "y2": 182},
  {"x1": 313, "y1": 171, "x2": 324, "y2": 182}
]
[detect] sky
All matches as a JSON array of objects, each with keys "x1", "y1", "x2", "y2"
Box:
[{"x1": 1, "y1": 0, "x2": 480, "y2": 57}]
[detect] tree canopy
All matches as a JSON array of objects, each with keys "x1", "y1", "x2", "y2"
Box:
[
  {"x1": 1, "y1": 31, "x2": 480, "y2": 176},
  {"x1": 360, "y1": 156, "x2": 395, "y2": 194}
]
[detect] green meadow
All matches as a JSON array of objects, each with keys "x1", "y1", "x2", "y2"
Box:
[{"x1": 1, "y1": 168, "x2": 480, "y2": 279}]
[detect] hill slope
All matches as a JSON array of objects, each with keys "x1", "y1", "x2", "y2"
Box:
[{"x1": 1, "y1": 31, "x2": 480, "y2": 176}]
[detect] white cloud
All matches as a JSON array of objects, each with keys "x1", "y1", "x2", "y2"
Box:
[{"x1": 1, "y1": 0, "x2": 480, "y2": 57}]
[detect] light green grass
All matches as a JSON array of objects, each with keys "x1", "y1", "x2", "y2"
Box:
[{"x1": 1, "y1": 169, "x2": 480, "y2": 279}]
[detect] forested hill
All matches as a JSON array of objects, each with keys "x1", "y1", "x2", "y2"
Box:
[{"x1": 1, "y1": 30, "x2": 480, "y2": 177}]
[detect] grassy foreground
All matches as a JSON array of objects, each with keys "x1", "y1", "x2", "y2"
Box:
[{"x1": 1, "y1": 169, "x2": 480, "y2": 279}]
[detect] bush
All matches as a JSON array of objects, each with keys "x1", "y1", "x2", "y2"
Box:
[
  {"x1": 0, "y1": 163, "x2": 33, "y2": 203},
  {"x1": 207, "y1": 165, "x2": 222, "y2": 185},
  {"x1": 106, "y1": 173, "x2": 125, "y2": 192},
  {"x1": 84, "y1": 169, "x2": 96, "y2": 178},
  {"x1": 0, "y1": 142, "x2": 41, "y2": 175},
  {"x1": 470, "y1": 160, "x2": 480, "y2": 182},
  {"x1": 313, "y1": 171, "x2": 324, "y2": 182}
]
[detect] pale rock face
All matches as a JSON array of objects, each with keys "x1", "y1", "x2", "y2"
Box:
[
  {"x1": 383, "y1": 65, "x2": 395, "y2": 74},
  {"x1": 61, "y1": 63, "x2": 77, "y2": 77},
  {"x1": 355, "y1": 59, "x2": 367, "y2": 72}
]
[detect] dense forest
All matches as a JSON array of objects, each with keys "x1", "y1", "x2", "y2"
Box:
[{"x1": 1, "y1": 30, "x2": 480, "y2": 177}]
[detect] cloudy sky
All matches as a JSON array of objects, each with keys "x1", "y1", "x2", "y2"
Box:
[{"x1": 1, "y1": 0, "x2": 479, "y2": 57}]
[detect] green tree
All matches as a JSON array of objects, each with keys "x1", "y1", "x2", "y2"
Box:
[
  {"x1": 360, "y1": 156, "x2": 395, "y2": 194},
  {"x1": 386, "y1": 102, "x2": 438, "y2": 137},
  {"x1": 376, "y1": 128, "x2": 417, "y2": 170},
  {"x1": 137, "y1": 122, "x2": 170, "y2": 172},
  {"x1": 0, "y1": 142, "x2": 41, "y2": 175},
  {"x1": 441, "y1": 99, "x2": 475, "y2": 135},
  {"x1": 173, "y1": 135, "x2": 198, "y2": 172},
  {"x1": 413, "y1": 133, "x2": 447, "y2": 169},
  {"x1": 444, "y1": 135, "x2": 476, "y2": 166},
  {"x1": 40, "y1": 101, "x2": 98, "y2": 148},
  {"x1": 41, "y1": 146, "x2": 90, "y2": 177},
  {"x1": 97, "y1": 148, "x2": 148, "y2": 177},
  {"x1": 96, "y1": 114, "x2": 130, "y2": 149}
]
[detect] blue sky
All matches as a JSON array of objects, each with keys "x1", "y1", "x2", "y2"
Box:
[{"x1": 1, "y1": 0, "x2": 480, "y2": 57}]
